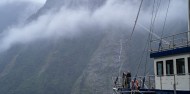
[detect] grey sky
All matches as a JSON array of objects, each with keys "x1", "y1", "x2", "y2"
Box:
[{"x1": 0, "y1": 0, "x2": 46, "y2": 5}]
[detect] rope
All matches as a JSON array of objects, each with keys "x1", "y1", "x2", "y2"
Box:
[
  {"x1": 136, "y1": 0, "x2": 161, "y2": 77},
  {"x1": 144, "y1": 0, "x2": 156, "y2": 76},
  {"x1": 149, "y1": 0, "x2": 156, "y2": 50},
  {"x1": 129, "y1": 0, "x2": 144, "y2": 40},
  {"x1": 158, "y1": 0, "x2": 171, "y2": 50},
  {"x1": 127, "y1": 0, "x2": 144, "y2": 76},
  {"x1": 150, "y1": 0, "x2": 161, "y2": 41},
  {"x1": 118, "y1": 0, "x2": 144, "y2": 76}
]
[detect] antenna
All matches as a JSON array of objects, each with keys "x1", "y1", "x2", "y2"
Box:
[
  {"x1": 118, "y1": 39, "x2": 123, "y2": 77},
  {"x1": 188, "y1": 0, "x2": 190, "y2": 41}
]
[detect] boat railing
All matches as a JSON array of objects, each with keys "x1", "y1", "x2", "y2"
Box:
[
  {"x1": 113, "y1": 73, "x2": 190, "y2": 90},
  {"x1": 150, "y1": 31, "x2": 190, "y2": 53},
  {"x1": 112, "y1": 75, "x2": 156, "y2": 89}
]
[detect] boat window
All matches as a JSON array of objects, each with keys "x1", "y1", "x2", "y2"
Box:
[
  {"x1": 176, "y1": 58, "x2": 185, "y2": 75},
  {"x1": 157, "y1": 61, "x2": 163, "y2": 76},
  {"x1": 166, "y1": 60, "x2": 174, "y2": 75},
  {"x1": 188, "y1": 57, "x2": 190, "y2": 74}
]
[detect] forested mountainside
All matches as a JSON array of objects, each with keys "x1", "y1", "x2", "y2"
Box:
[{"x1": 0, "y1": 0, "x2": 187, "y2": 94}]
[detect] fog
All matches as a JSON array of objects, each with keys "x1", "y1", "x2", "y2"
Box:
[
  {"x1": 0, "y1": 0, "x2": 187, "y2": 53},
  {"x1": 0, "y1": 0, "x2": 46, "y2": 5}
]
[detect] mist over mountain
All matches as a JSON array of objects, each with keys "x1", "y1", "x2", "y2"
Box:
[
  {"x1": 0, "y1": 0, "x2": 188, "y2": 94},
  {"x1": 0, "y1": 2, "x2": 42, "y2": 32}
]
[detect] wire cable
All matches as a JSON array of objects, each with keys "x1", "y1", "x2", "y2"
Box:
[
  {"x1": 150, "y1": 0, "x2": 161, "y2": 41},
  {"x1": 159, "y1": 0, "x2": 171, "y2": 50},
  {"x1": 144, "y1": 0, "x2": 156, "y2": 75},
  {"x1": 118, "y1": 0, "x2": 144, "y2": 76},
  {"x1": 129, "y1": 0, "x2": 144, "y2": 40},
  {"x1": 136, "y1": 0, "x2": 161, "y2": 77}
]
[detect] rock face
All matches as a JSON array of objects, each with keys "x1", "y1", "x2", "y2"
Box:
[
  {"x1": 0, "y1": 0, "x2": 187, "y2": 94},
  {"x1": 28, "y1": 0, "x2": 106, "y2": 21},
  {"x1": 0, "y1": 2, "x2": 40, "y2": 32},
  {"x1": 0, "y1": 1, "x2": 134, "y2": 94}
]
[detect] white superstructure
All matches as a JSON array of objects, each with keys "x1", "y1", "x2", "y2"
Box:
[{"x1": 154, "y1": 54, "x2": 190, "y2": 90}]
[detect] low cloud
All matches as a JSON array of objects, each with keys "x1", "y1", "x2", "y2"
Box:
[
  {"x1": 0, "y1": 0, "x2": 187, "y2": 52},
  {"x1": 0, "y1": 0, "x2": 46, "y2": 5}
]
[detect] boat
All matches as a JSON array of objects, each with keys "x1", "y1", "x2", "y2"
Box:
[{"x1": 113, "y1": 0, "x2": 190, "y2": 94}]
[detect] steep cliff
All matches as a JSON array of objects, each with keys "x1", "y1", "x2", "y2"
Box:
[{"x1": 0, "y1": 0, "x2": 187, "y2": 94}]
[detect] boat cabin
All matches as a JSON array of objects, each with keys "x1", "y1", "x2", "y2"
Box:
[{"x1": 150, "y1": 32, "x2": 190, "y2": 91}]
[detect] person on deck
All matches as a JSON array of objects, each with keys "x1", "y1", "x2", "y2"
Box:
[
  {"x1": 126, "y1": 71, "x2": 131, "y2": 89},
  {"x1": 114, "y1": 76, "x2": 118, "y2": 87},
  {"x1": 122, "y1": 72, "x2": 126, "y2": 88}
]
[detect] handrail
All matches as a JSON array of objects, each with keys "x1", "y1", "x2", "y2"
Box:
[
  {"x1": 150, "y1": 31, "x2": 190, "y2": 53},
  {"x1": 151, "y1": 31, "x2": 189, "y2": 42},
  {"x1": 113, "y1": 73, "x2": 190, "y2": 90}
]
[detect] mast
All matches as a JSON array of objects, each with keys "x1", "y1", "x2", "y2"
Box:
[{"x1": 188, "y1": 0, "x2": 190, "y2": 41}]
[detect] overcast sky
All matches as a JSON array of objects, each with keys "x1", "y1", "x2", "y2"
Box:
[{"x1": 0, "y1": 0, "x2": 46, "y2": 5}]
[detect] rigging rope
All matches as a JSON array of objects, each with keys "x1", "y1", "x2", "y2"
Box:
[
  {"x1": 129, "y1": 0, "x2": 144, "y2": 40},
  {"x1": 142, "y1": 0, "x2": 171, "y2": 76},
  {"x1": 159, "y1": 0, "x2": 171, "y2": 50},
  {"x1": 118, "y1": 0, "x2": 144, "y2": 76},
  {"x1": 144, "y1": 0, "x2": 156, "y2": 76},
  {"x1": 136, "y1": 0, "x2": 161, "y2": 77},
  {"x1": 150, "y1": 0, "x2": 161, "y2": 42},
  {"x1": 149, "y1": 0, "x2": 156, "y2": 51}
]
